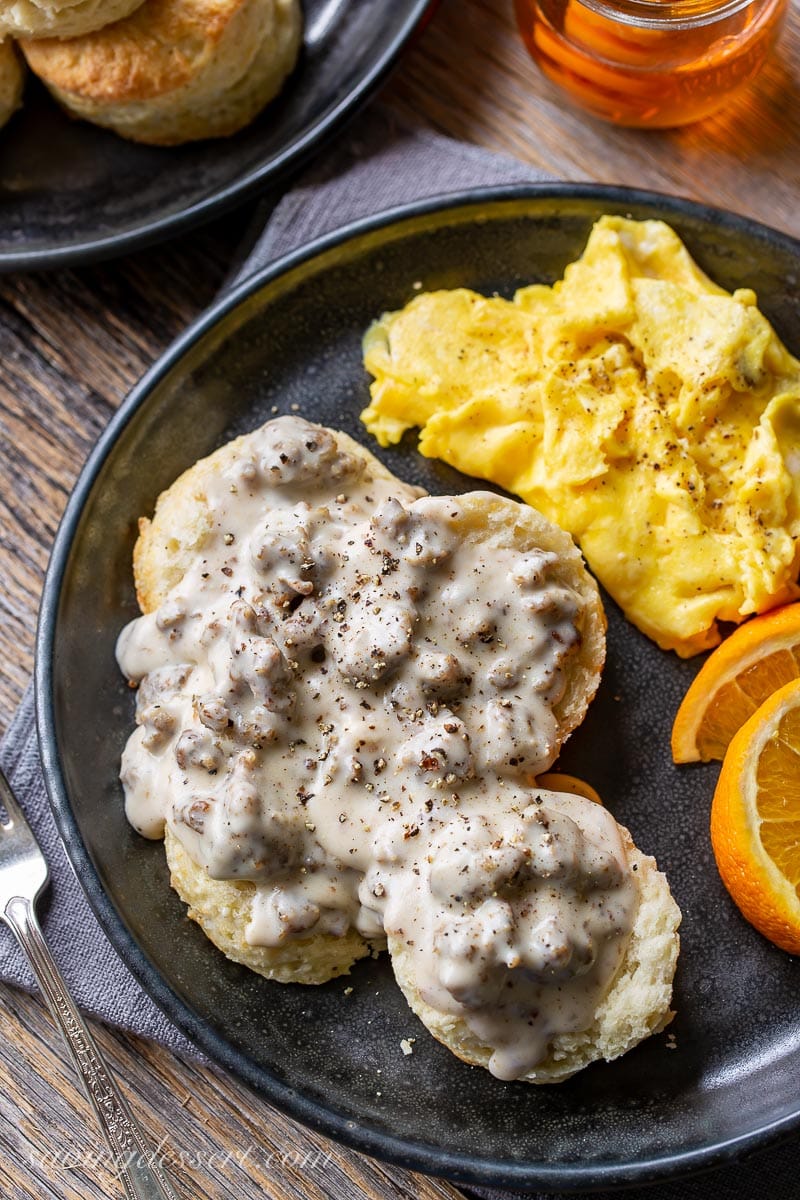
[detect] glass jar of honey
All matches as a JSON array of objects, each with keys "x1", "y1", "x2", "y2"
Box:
[{"x1": 514, "y1": 0, "x2": 788, "y2": 128}]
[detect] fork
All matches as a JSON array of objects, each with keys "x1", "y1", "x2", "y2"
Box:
[{"x1": 0, "y1": 765, "x2": 181, "y2": 1200}]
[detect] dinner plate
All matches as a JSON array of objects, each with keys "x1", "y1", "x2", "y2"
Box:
[
  {"x1": 37, "y1": 185, "x2": 800, "y2": 1192},
  {"x1": 0, "y1": 0, "x2": 433, "y2": 271}
]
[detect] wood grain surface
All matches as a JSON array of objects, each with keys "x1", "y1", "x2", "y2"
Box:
[{"x1": 1, "y1": 0, "x2": 799, "y2": 1196}]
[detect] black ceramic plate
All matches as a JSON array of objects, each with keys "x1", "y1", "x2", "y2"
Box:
[
  {"x1": 0, "y1": 0, "x2": 432, "y2": 270},
  {"x1": 37, "y1": 186, "x2": 800, "y2": 1192}
]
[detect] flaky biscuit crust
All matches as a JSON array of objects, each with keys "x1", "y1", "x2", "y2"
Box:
[{"x1": 21, "y1": 0, "x2": 300, "y2": 143}]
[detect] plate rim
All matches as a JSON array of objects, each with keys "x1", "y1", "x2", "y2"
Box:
[
  {"x1": 0, "y1": 0, "x2": 434, "y2": 272},
  {"x1": 35, "y1": 182, "x2": 800, "y2": 1191}
]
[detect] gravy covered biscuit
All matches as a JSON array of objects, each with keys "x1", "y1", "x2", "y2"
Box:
[
  {"x1": 389, "y1": 801, "x2": 679, "y2": 1083},
  {"x1": 21, "y1": 0, "x2": 301, "y2": 144},
  {"x1": 117, "y1": 417, "x2": 679, "y2": 1078}
]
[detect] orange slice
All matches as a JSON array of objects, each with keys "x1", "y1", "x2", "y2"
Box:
[
  {"x1": 671, "y1": 603, "x2": 800, "y2": 764},
  {"x1": 535, "y1": 772, "x2": 602, "y2": 805},
  {"x1": 710, "y1": 678, "x2": 800, "y2": 953}
]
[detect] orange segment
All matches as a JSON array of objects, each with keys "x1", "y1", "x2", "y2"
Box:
[
  {"x1": 710, "y1": 678, "x2": 800, "y2": 953},
  {"x1": 672, "y1": 603, "x2": 800, "y2": 763},
  {"x1": 753, "y1": 737, "x2": 800, "y2": 818},
  {"x1": 535, "y1": 772, "x2": 603, "y2": 805}
]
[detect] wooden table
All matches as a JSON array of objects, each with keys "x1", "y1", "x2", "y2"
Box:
[{"x1": 1, "y1": 1, "x2": 799, "y2": 1196}]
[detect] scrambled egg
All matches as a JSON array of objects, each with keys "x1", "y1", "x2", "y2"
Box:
[{"x1": 361, "y1": 216, "x2": 800, "y2": 656}]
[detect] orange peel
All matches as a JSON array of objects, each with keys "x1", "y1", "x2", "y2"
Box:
[
  {"x1": 710, "y1": 677, "x2": 800, "y2": 954},
  {"x1": 672, "y1": 603, "x2": 800, "y2": 764},
  {"x1": 535, "y1": 772, "x2": 603, "y2": 805}
]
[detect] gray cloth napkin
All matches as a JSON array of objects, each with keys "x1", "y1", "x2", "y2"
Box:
[{"x1": 1, "y1": 106, "x2": 796, "y2": 1197}]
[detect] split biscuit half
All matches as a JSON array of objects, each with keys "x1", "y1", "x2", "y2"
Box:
[
  {"x1": 134, "y1": 425, "x2": 417, "y2": 985},
  {"x1": 165, "y1": 827, "x2": 375, "y2": 984},
  {"x1": 389, "y1": 828, "x2": 681, "y2": 1084}
]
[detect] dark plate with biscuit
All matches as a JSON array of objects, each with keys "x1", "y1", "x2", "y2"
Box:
[
  {"x1": 37, "y1": 186, "x2": 800, "y2": 1191},
  {"x1": 0, "y1": 0, "x2": 433, "y2": 270}
]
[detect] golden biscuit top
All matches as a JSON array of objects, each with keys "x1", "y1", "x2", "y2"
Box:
[{"x1": 22, "y1": 0, "x2": 259, "y2": 100}]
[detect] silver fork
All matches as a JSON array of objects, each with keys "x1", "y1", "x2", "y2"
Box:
[{"x1": 0, "y1": 765, "x2": 181, "y2": 1200}]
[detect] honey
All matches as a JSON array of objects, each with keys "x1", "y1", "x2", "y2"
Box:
[{"x1": 515, "y1": 0, "x2": 788, "y2": 127}]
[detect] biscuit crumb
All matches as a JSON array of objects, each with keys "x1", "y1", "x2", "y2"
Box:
[{"x1": 400, "y1": 1038, "x2": 415, "y2": 1056}]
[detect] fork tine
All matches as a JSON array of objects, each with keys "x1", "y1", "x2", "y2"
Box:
[{"x1": 0, "y1": 765, "x2": 26, "y2": 827}]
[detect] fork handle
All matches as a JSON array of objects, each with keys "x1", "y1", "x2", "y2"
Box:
[{"x1": 3, "y1": 894, "x2": 181, "y2": 1200}]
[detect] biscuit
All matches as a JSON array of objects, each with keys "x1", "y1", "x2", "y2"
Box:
[
  {"x1": 0, "y1": 39, "x2": 23, "y2": 126},
  {"x1": 443, "y1": 490, "x2": 606, "y2": 749},
  {"x1": 165, "y1": 827, "x2": 375, "y2": 984},
  {"x1": 131, "y1": 426, "x2": 420, "y2": 984},
  {"x1": 131, "y1": 425, "x2": 422, "y2": 613},
  {"x1": 389, "y1": 829, "x2": 681, "y2": 1084},
  {"x1": 21, "y1": 0, "x2": 301, "y2": 144},
  {"x1": 0, "y1": 0, "x2": 144, "y2": 41},
  {"x1": 133, "y1": 436, "x2": 606, "y2": 748}
]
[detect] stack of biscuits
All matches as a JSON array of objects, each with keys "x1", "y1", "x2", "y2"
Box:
[{"x1": 0, "y1": 0, "x2": 301, "y2": 143}]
